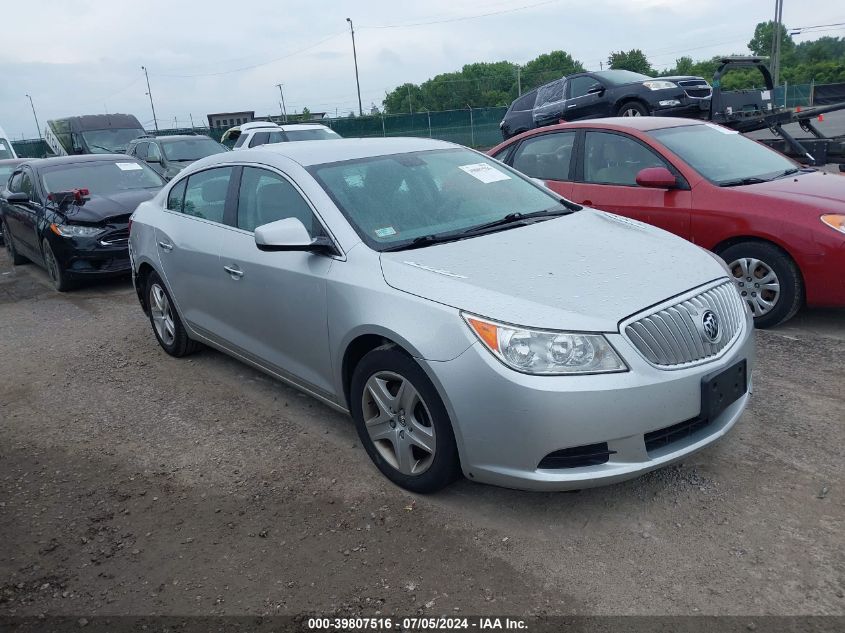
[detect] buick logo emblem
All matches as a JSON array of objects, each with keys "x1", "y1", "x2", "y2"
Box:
[{"x1": 699, "y1": 310, "x2": 722, "y2": 344}]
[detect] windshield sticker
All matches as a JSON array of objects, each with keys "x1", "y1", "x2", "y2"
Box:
[
  {"x1": 705, "y1": 123, "x2": 739, "y2": 135},
  {"x1": 375, "y1": 226, "x2": 397, "y2": 238},
  {"x1": 458, "y1": 163, "x2": 511, "y2": 184},
  {"x1": 115, "y1": 162, "x2": 143, "y2": 171}
]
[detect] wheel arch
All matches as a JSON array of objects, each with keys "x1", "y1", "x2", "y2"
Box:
[
  {"x1": 614, "y1": 96, "x2": 651, "y2": 115},
  {"x1": 340, "y1": 333, "x2": 406, "y2": 410},
  {"x1": 135, "y1": 261, "x2": 158, "y2": 314}
]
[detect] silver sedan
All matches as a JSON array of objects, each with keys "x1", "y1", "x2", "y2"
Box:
[{"x1": 129, "y1": 137, "x2": 754, "y2": 493}]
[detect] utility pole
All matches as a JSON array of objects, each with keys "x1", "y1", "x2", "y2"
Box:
[
  {"x1": 189, "y1": 113, "x2": 195, "y2": 130},
  {"x1": 407, "y1": 84, "x2": 413, "y2": 113},
  {"x1": 346, "y1": 18, "x2": 363, "y2": 117},
  {"x1": 517, "y1": 67, "x2": 522, "y2": 96},
  {"x1": 25, "y1": 94, "x2": 42, "y2": 139},
  {"x1": 275, "y1": 83, "x2": 288, "y2": 123},
  {"x1": 770, "y1": 0, "x2": 785, "y2": 87},
  {"x1": 141, "y1": 66, "x2": 159, "y2": 133}
]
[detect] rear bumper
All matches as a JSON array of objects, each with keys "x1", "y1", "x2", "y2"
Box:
[{"x1": 420, "y1": 309, "x2": 754, "y2": 491}]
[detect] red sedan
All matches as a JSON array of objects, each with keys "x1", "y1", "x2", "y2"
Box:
[{"x1": 489, "y1": 117, "x2": 845, "y2": 327}]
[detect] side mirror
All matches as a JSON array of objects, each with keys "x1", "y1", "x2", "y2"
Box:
[
  {"x1": 146, "y1": 155, "x2": 162, "y2": 164},
  {"x1": 587, "y1": 83, "x2": 605, "y2": 95},
  {"x1": 4, "y1": 191, "x2": 29, "y2": 203},
  {"x1": 636, "y1": 167, "x2": 678, "y2": 189},
  {"x1": 254, "y1": 217, "x2": 334, "y2": 254}
]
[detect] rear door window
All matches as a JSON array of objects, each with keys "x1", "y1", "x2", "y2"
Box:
[
  {"x1": 181, "y1": 167, "x2": 234, "y2": 223},
  {"x1": 511, "y1": 132, "x2": 577, "y2": 181},
  {"x1": 536, "y1": 80, "x2": 565, "y2": 108}
]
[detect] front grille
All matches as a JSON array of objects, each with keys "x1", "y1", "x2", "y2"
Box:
[
  {"x1": 99, "y1": 229, "x2": 129, "y2": 246},
  {"x1": 685, "y1": 88, "x2": 712, "y2": 99},
  {"x1": 677, "y1": 80, "x2": 709, "y2": 88},
  {"x1": 645, "y1": 416, "x2": 712, "y2": 453},
  {"x1": 538, "y1": 443, "x2": 615, "y2": 469},
  {"x1": 625, "y1": 281, "x2": 746, "y2": 368}
]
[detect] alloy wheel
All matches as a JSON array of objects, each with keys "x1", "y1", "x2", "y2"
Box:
[
  {"x1": 621, "y1": 108, "x2": 642, "y2": 117},
  {"x1": 149, "y1": 282, "x2": 176, "y2": 346},
  {"x1": 728, "y1": 257, "x2": 781, "y2": 317},
  {"x1": 361, "y1": 371, "x2": 436, "y2": 476}
]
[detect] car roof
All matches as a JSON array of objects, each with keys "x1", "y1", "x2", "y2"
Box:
[
  {"x1": 516, "y1": 116, "x2": 707, "y2": 139},
  {"x1": 157, "y1": 135, "x2": 217, "y2": 142},
  {"x1": 17, "y1": 154, "x2": 142, "y2": 169},
  {"x1": 211, "y1": 137, "x2": 458, "y2": 167},
  {"x1": 277, "y1": 124, "x2": 333, "y2": 132},
  {"x1": 0, "y1": 158, "x2": 27, "y2": 166},
  {"x1": 239, "y1": 121, "x2": 281, "y2": 132}
]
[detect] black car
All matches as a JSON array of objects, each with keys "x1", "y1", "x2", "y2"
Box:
[
  {"x1": 500, "y1": 70, "x2": 711, "y2": 139},
  {"x1": 0, "y1": 155, "x2": 165, "y2": 291},
  {"x1": 0, "y1": 159, "x2": 28, "y2": 244},
  {"x1": 126, "y1": 134, "x2": 228, "y2": 181}
]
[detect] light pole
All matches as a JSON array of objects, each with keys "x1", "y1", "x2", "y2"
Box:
[
  {"x1": 25, "y1": 94, "x2": 42, "y2": 139},
  {"x1": 275, "y1": 83, "x2": 288, "y2": 122},
  {"x1": 770, "y1": 0, "x2": 785, "y2": 87},
  {"x1": 141, "y1": 66, "x2": 159, "y2": 133},
  {"x1": 346, "y1": 18, "x2": 363, "y2": 117}
]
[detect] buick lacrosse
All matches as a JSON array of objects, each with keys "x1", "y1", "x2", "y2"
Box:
[{"x1": 129, "y1": 137, "x2": 753, "y2": 492}]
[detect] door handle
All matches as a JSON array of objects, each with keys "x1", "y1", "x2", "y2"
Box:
[
  {"x1": 157, "y1": 241, "x2": 173, "y2": 251},
  {"x1": 223, "y1": 265, "x2": 244, "y2": 279},
  {"x1": 566, "y1": 104, "x2": 577, "y2": 109}
]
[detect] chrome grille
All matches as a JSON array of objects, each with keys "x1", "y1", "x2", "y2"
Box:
[{"x1": 625, "y1": 281, "x2": 746, "y2": 368}]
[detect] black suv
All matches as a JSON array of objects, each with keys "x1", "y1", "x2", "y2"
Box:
[
  {"x1": 126, "y1": 134, "x2": 228, "y2": 181},
  {"x1": 500, "y1": 70, "x2": 711, "y2": 139}
]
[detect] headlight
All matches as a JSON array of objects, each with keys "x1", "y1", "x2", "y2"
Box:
[
  {"x1": 50, "y1": 222, "x2": 103, "y2": 238},
  {"x1": 821, "y1": 214, "x2": 845, "y2": 235},
  {"x1": 462, "y1": 313, "x2": 627, "y2": 375},
  {"x1": 642, "y1": 80, "x2": 677, "y2": 91}
]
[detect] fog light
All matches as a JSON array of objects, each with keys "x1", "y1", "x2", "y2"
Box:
[{"x1": 658, "y1": 99, "x2": 681, "y2": 107}]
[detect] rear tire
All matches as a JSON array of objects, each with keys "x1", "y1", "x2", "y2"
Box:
[
  {"x1": 146, "y1": 271, "x2": 200, "y2": 357},
  {"x1": 617, "y1": 101, "x2": 649, "y2": 117},
  {"x1": 42, "y1": 238, "x2": 72, "y2": 291},
  {"x1": 719, "y1": 241, "x2": 802, "y2": 328},
  {"x1": 3, "y1": 220, "x2": 26, "y2": 265},
  {"x1": 350, "y1": 346, "x2": 460, "y2": 493}
]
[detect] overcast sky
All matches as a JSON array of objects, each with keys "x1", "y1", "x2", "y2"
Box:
[{"x1": 0, "y1": 0, "x2": 841, "y2": 138}]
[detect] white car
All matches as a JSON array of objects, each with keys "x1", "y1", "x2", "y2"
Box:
[
  {"x1": 0, "y1": 125, "x2": 17, "y2": 159},
  {"x1": 225, "y1": 121, "x2": 341, "y2": 150}
]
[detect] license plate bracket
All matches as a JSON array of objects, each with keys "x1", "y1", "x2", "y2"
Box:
[{"x1": 701, "y1": 359, "x2": 747, "y2": 421}]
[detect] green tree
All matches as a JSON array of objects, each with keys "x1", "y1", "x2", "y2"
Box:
[
  {"x1": 521, "y1": 50, "x2": 584, "y2": 91},
  {"x1": 748, "y1": 20, "x2": 795, "y2": 58},
  {"x1": 608, "y1": 49, "x2": 653, "y2": 75},
  {"x1": 300, "y1": 107, "x2": 311, "y2": 120}
]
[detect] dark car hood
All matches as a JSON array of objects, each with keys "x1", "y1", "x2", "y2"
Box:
[
  {"x1": 59, "y1": 188, "x2": 159, "y2": 223},
  {"x1": 660, "y1": 75, "x2": 708, "y2": 82}
]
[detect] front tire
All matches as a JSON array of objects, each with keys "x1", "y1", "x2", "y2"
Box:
[
  {"x1": 42, "y1": 238, "x2": 72, "y2": 291},
  {"x1": 719, "y1": 241, "x2": 802, "y2": 328},
  {"x1": 146, "y1": 271, "x2": 200, "y2": 357},
  {"x1": 350, "y1": 346, "x2": 460, "y2": 493},
  {"x1": 617, "y1": 101, "x2": 649, "y2": 117},
  {"x1": 3, "y1": 220, "x2": 26, "y2": 265}
]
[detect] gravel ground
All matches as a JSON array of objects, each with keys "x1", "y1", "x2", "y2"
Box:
[{"x1": 0, "y1": 252, "x2": 843, "y2": 619}]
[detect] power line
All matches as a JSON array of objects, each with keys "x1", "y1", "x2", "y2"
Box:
[
  {"x1": 360, "y1": 0, "x2": 559, "y2": 29},
  {"x1": 152, "y1": 31, "x2": 346, "y2": 78}
]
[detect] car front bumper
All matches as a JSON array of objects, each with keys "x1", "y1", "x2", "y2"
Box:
[
  {"x1": 50, "y1": 230, "x2": 131, "y2": 278},
  {"x1": 422, "y1": 309, "x2": 754, "y2": 491},
  {"x1": 653, "y1": 98, "x2": 711, "y2": 119}
]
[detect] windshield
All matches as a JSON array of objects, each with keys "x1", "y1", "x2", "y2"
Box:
[
  {"x1": 41, "y1": 160, "x2": 165, "y2": 195},
  {"x1": 285, "y1": 128, "x2": 341, "y2": 142},
  {"x1": 596, "y1": 70, "x2": 652, "y2": 85},
  {"x1": 80, "y1": 128, "x2": 146, "y2": 153},
  {"x1": 650, "y1": 124, "x2": 797, "y2": 185},
  {"x1": 310, "y1": 148, "x2": 562, "y2": 250},
  {"x1": 0, "y1": 139, "x2": 14, "y2": 159},
  {"x1": 162, "y1": 137, "x2": 227, "y2": 161}
]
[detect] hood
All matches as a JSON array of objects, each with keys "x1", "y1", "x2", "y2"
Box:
[
  {"x1": 729, "y1": 171, "x2": 845, "y2": 211},
  {"x1": 661, "y1": 75, "x2": 709, "y2": 83},
  {"x1": 380, "y1": 210, "x2": 726, "y2": 332},
  {"x1": 59, "y1": 188, "x2": 159, "y2": 223}
]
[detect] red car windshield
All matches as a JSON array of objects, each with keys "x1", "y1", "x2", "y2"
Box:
[{"x1": 650, "y1": 124, "x2": 798, "y2": 185}]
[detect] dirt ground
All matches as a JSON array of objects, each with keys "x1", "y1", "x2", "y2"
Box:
[{"x1": 0, "y1": 251, "x2": 843, "y2": 619}]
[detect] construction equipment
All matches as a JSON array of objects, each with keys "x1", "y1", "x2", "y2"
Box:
[{"x1": 708, "y1": 56, "x2": 845, "y2": 167}]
